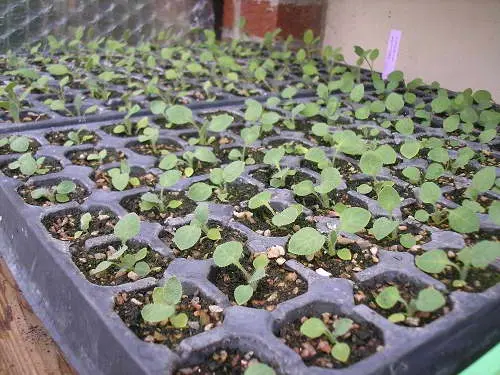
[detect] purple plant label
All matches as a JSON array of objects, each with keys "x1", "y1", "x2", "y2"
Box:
[{"x1": 382, "y1": 29, "x2": 402, "y2": 79}]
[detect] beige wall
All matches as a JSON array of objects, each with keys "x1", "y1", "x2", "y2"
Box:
[{"x1": 323, "y1": 0, "x2": 500, "y2": 100}]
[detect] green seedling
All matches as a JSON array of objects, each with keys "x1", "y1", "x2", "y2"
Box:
[
  {"x1": 74, "y1": 212, "x2": 92, "y2": 239},
  {"x1": 187, "y1": 160, "x2": 245, "y2": 202},
  {"x1": 292, "y1": 167, "x2": 341, "y2": 209},
  {"x1": 31, "y1": 180, "x2": 76, "y2": 203},
  {"x1": 64, "y1": 128, "x2": 95, "y2": 146},
  {"x1": 227, "y1": 125, "x2": 261, "y2": 164},
  {"x1": 140, "y1": 170, "x2": 182, "y2": 213},
  {"x1": 87, "y1": 149, "x2": 108, "y2": 163},
  {"x1": 244, "y1": 363, "x2": 275, "y2": 375},
  {"x1": 300, "y1": 316, "x2": 353, "y2": 362},
  {"x1": 113, "y1": 105, "x2": 143, "y2": 135},
  {"x1": 172, "y1": 203, "x2": 221, "y2": 251},
  {"x1": 90, "y1": 213, "x2": 154, "y2": 278},
  {"x1": 287, "y1": 207, "x2": 371, "y2": 259},
  {"x1": 8, "y1": 153, "x2": 49, "y2": 177},
  {"x1": 353, "y1": 45, "x2": 379, "y2": 82},
  {"x1": 213, "y1": 241, "x2": 269, "y2": 305},
  {"x1": 178, "y1": 147, "x2": 218, "y2": 177},
  {"x1": 415, "y1": 241, "x2": 500, "y2": 287},
  {"x1": 282, "y1": 102, "x2": 319, "y2": 130},
  {"x1": 375, "y1": 286, "x2": 446, "y2": 324},
  {"x1": 140, "y1": 276, "x2": 188, "y2": 327},
  {"x1": 0, "y1": 82, "x2": 30, "y2": 123},
  {"x1": 107, "y1": 160, "x2": 140, "y2": 191},
  {"x1": 248, "y1": 191, "x2": 303, "y2": 227},
  {"x1": 138, "y1": 126, "x2": 160, "y2": 154},
  {"x1": 244, "y1": 99, "x2": 281, "y2": 133},
  {"x1": 262, "y1": 147, "x2": 296, "y2": 188},
  {"x1": 0, "y1": 135, "x2": 31, "y2": 153}
]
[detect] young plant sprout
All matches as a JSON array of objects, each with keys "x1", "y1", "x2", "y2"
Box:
[
  {"x1": 8, "y1": 153, "x2": 49, "y2": 177},
  {"x1": 140, "y1": 276, "x2": 188, "y2": 327},
  {"x1": 187, "y1": 160, "x2": 245, "y2": 202},
  {"x1": 87, "y1": 149, "x2": 108, "y2": 163},
  {"x1": 227, "y1": 125, "x2": 260, "y2": 164},
  {"x1": 353, "y1": 45, "x2": 379, "y2": 81},
  {"x1": 244, "y1": 363, "x2": 275, "y2": 375},
  {"x1": 0, "y1": 135, "x2": 31, "y2": 153},
  {"x1": 300, "y1": 316, "x2": 353, "y2": 362},
  {"x1": 0, "y1": 82, "x2": 30, "y2": 123},
  {"x1": 375, "y1": 286, "x2": 446, "y2": 324},
  {"x1": 179, "y1": 147, "x2": 218, "y2": 176},
  {"x1": 292, "y1": 167, "x2": 341, "y2": 209},
  {"x1": 172, "y1": 203, "x2": 221, "y2": 251},
  {"x1": 415, "y1": 241, "x2": 500, "y2": 287},
  {"x1": 213, "y1": 241, "x2": 269, "y2": 305},
  {"x1": 31, "y1": 180, "x2": 76, "y2": 203},
  {"x1": 64, "y1": 128, "x2": 95, "y2": 146},
  {"x1": 74, "y1": 212, "x2": 92, "y2": 239},
  {"x1": 248, "y1": 191, "x2": 303, "y2": 227},
  {"x1": 243, "y1": 99, "x2": 281, "y2": 133},
  {"x1": 107, "y1": 160, "x2": 140, "y2": 191},
  {"x1": 262, "y1": 147, "x2": 296, "y2": 188},
  {"x1": 113, "y1": 106, "x2": 143, "y2": 136},
  {"x1": 140, "y1": 170, "x2": 182, "y2": 213},
  {"x1": 90, "y1": 213, "x2": 154, "y2": 278},
  {"x1": 287, "y1": 207, "x2": 371, "y2": 260},
  {"x1": 138, "y1": 126, "x2": 160, "y2": 154}
]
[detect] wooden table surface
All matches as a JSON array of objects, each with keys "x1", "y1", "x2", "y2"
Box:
[{"x1": 0, "y1": 258, "x2": 76, "y2": 375}]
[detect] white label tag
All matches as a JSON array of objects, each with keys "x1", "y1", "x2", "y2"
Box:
[{"x1": 382, "y1": 29, "x2": 402, "y2": 79}]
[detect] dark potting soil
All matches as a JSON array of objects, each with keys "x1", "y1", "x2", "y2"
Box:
[
  {"x1": 287, "y1": 242, "x2": 376, "y2": 280},
  {"x1": 279, "y1": 312, "x2": 383, "y2": 369},
  {"x1": 42, "y1": 208, "x2": 117, "y2": 243},
  {"x1": 208, "y1": 255, "x2": 307, "y2": 311},
  {"x1": 160, "y1": 222, "x2": 248, "y2": 260},
  {"x1": 0, "y1": 157, "x2": 62, "y2": 180},
  {"x1": 233, "y1": 206, "x2": 312, "y2": 237},
  {"x1": 354, "y1": 280, "x2": 451, "y2": 327},
  {"x1": 45, "y1": 129, "x2": 100, "y2": 145},
  {"x1": 175, "y1": 349, "x2": 271, "y2": 375},
  {"x1": 128, "y1": 141, "x2": 182, "y2": 156},
  {"x1": 115, "y1": 289, "x2": 223, "y2": 349},
  {"x1": 71, "y1": 241, "x2": 170, "y2": 286},
  {"x1": 0, "y1": 138, "x2": 40, "y2": 155},
  {"x1": 18, "y1": 183, "x2": 88, "y2": 207},
  {"x1": 120, "y1": 191, "x2": 197, "y2": 222},
  {"x1": 427, "y1": 266, "x2": 500, "y2": 293},
  {"x1": 66, "y1": 148, "x2": 126, "y2": 168},
  {"x1": 251, "y1": 167, "x2": 313, "y2": 188}
]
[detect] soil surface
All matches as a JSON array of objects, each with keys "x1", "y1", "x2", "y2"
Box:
[{"x1": 279, "y1": 312, "x2": 383, "y2": 368}]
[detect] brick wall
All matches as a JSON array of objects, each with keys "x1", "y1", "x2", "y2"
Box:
[{"x1": 222, "y1": 0, "x2": 326, "y2": 40}]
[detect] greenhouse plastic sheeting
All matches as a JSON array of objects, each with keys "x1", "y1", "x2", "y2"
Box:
[{"x1": 0, "y1": 0, "x2": 214, "y2": 51}]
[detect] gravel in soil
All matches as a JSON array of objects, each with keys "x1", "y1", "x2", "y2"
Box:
[
  {"x1": 354, "y1": 280, "x2": 451, "y2": 327},
  {"x1": 287, "y1": 239, "x2": 377, "y2": 279},
  {"x1": 250, "y1": 167, "x2": 312, "y2": 188},
  {"x1": 72, "y1": 241, "x2": 170, "y2": 286},
  {"x1": 279, "y1": 312, "x2": 383, "y2": 368},
  {"x1": 92, "y1": 168, "x2": 157, "y2": 190},
  {"x1": 42, "y1": 208, "x2": 117, "y2": 243},
  {"x1": 0, "y1": 138, "x2": 40, "y2": 155},
  {"x1": 357, "y1": 224, "x2": 430, "y2": 254},
  {"x1": 175, "y1": 349, "x2": 270, "y2": 375},
  {"x1": 0, "y1": 157, "x2": 62, "y2": 180},
  {"x1": 114, "y1": 289, "x2": 223, "y2": 349},
  {"x1": 120, "y1": 191, "x2": 197, "y2": 223},
  {"x1": 160, "y1": 222, "x2": 247, "y2": 260},
  {"x1": 18, "y1": 183, "x2": 88, "y2": 206},
  {"x1": 208, "y1": 254, "x2": 307, "y2": 311},
  {"x1": 233, "y1": 207, "x2": 312, "y2": 237},
  {"x1": 128, "y1": 141, "x2": 182, "y2": 155},
  {"x1": 66, "y1": 148, "x2": 126, "y2": 168},
  {"x1": 425, "y1": 266, "x2": 500, "y2": 293},
  {"x1": 45, "y1": 129, "x2": 100, "y2": 145}
]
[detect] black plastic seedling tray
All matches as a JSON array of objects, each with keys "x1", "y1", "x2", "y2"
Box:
[{"x1": 1, "y1": 88, "x2": 499, "y2": 375}]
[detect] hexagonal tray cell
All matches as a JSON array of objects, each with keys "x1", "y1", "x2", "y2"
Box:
[
  {"x1": 65, "y1": 147, "x2": 126, "y2": 168},
  {"x1": 71, "y1": 239, "x2": 170, "y2": 286},
  {"x1": 45, "y1": 128, "x2": 101, "y2": 145},
  {"x1": 17, "y1": 177, "x2": 89, "y2": 206},
  {"x1": 114, "y1": 286, "x2": 224, "y2": 349},
  {"x1": 0, "y1": 154, "x2": 63, "y2": 180},
  {"x1": 91, "y1": 165, "x2": 157, "y2": 191},
  {"x1": 354, "y1": 274, "x2": 452, "y2": 327},
  {"x1": 42, "y1": 206, "x2": 118, "y2": 243},
  {"x1": 275, "y1": 302, "x2": 384, "y2": 369},
  {"x1": 208, "y1": 250, "x2": 308, "y2": 311}
]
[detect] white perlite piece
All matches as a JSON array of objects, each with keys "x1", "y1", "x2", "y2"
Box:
[{"x1": 316, "y1": 268, "x2": 332, "y2": 277}]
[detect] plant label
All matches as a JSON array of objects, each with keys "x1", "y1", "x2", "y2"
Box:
[{"x1": 382, "y1": 29, "x2": 402, "y2": 79}]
